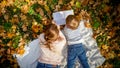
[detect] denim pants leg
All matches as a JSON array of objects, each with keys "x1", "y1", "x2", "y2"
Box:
[
  {"x1": 67, "y1": 43, "x2": 89, "y2": 68},
  {"x1": 77, "y1": 44, "x2": 90, "y2": 68},
  {"x1": 36, "y1": 62, "x2": 60, "y2": 68},
  {"x1": 67, "y1": 45, "x2": 77, "y2": 68}
]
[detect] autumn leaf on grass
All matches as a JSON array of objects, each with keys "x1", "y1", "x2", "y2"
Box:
[
  {"x1": 38, "y1": 24, "x2": 43, "y2": 32},
  {"x1": 107, "y1": 51, "x2": 116, "y2": 59},
  {"x1": 58, "y1": 0, "x2": 63, "y2": 4},
  {"x1": 20, "y1": 14, "x2": 27, "y2": 21},
  {"x1": 42, "y1": 17, "x2": 51, "y2": 25},
  {"x1": 22, "y1": 24, "x2": 28, "y2": 32},
  {"x1": 7, "y1": 41, "x2": 13, "y2": 47},
  {"x1": 108, "y1": 29, "x2": 115, "y2": 38},
  {"x1": 25, "y1": 0, "x2": 30, "y2": 3},
  {"x1": 75, "y1": 1, "x2": 81, "y2": 8},
  {"x1": 35, "y1": 8, "x2": 44, "y2": 17},
  {"x1": 11, "y1": 15, "x2": 19, "y2": 24},
  {"x1": 7, "y1": 33, "x2": 15, "y2": 39},
  {"x1": 32, "y1": 24, "x2": 39, "y2": 33},
  {"x1": 32, "y1": 22, "x2": 43, "y2": 33},
  {"x1": 38, "y1": 0, "x2": 46, "y2": 5},
  {"x1": 4, "y1": 15, "x2": 9, "y2": 22},
  {"x1": 69, "y1": 0, "x2": 75, "y2": 6},
  {"x1": 0, "y1": 0, "x2": 7, "y2": 8},
  {"x1": 54, "y1": 5, "x2": 60, "y2": 11},
  {"x1": 102, "y1": 44, "x2": 109, "y2": 50},
  {"x1": 21, "y1": 5, "x2": 29, "y2": 14},
  {"x1": 103, "y1": 5, "x2": 111, "y2": 13},
  {"x1": 80, "y1": 0, "x2": 89, "y2": 6},
  {"x1": 32, "y1": 33, "x2": 38, "y2": 39},
  {"x1": 44, "y1": 5, "x2": 50, "y2": 12},
  {"x1": 11, "y1": 25, "x2": 17, "y2": 33},
  {"x1": 17, "y1": 49, "x2": 25, "y2": 56}
]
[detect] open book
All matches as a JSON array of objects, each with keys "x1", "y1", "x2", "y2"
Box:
[{"x1": 52, "y1": 10, "x2": 74, "y2": 25}]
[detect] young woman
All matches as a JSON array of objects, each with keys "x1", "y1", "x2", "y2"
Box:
[{"x1": 37, "y1": 23, "x2": 66, "y2": 68}]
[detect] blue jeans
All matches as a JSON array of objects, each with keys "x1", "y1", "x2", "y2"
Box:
[
  {"x1": 36, "y1": 62, "x2": 60, "y2": 68},
  {"x1": 67, "y1": 43, "x2": 90, "y2": 68}
]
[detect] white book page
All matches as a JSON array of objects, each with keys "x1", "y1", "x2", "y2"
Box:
[{"x1": 53, "y1": 10, "x2": 74, "y2": 25}]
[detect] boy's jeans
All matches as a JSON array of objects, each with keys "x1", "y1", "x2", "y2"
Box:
[
  {"x1": 36, "y1": 62, "x2": 60, "y2": 68},
  {"x1": 67, "y1": 43, "x2": 90, "y2": 68}
]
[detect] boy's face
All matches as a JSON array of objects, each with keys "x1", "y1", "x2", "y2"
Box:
[{"x1": 66, "y1": 19, "x2": 79, "y2": 30}]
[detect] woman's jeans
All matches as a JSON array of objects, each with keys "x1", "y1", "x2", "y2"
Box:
[
  {"x1": 67, "y1": 43, "x2": 90, "y2": 68},
  {"x1": 36, "y1": 62, "x2": 60, "y2": 68}
]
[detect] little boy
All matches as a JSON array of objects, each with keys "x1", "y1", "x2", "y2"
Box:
[{"x1": 64, "y1": 15, "x2": 90, "y2": 68}]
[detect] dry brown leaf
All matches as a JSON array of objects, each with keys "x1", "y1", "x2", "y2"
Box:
[
  {"x1": 36, "y1": 8, "x2": 44, "y2": 16},
  {"x1": 80, "y1": 0, "x2": 89, "y2": 6},
  {"x1": 4, "y1": 15, "x2": 9, "y2": 21},
  {"x1": 103, "y1": 5, "x2": 111, "y2": 13},
  {"x1": 22, "y1": 24, "x2": 27, "y2": 31},
  {"x1": 7, "y1": 49, "x2": 11, "y2": 54},
  {"x1": 54, "y1": 5, "x2": 60, "y2": 11},
  {"x1": 20, "y1": 14, "x2": 27, "y2": 21},
  {"x1": 7, "y1": 41, "x2": 13, "y2": 46},
  {"x1": 70, "y1": 0, "x2": 75, "y2": 6},
  {"x1": 58, "y1": 0, "x2": 63, "y2": 4}
]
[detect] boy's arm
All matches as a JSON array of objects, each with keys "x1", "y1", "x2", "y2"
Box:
[{"x1": 60, "y1": 25, "x2": 65, "y2": 30}]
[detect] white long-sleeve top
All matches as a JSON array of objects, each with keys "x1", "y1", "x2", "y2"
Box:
[
  {"x1": 64, "y1": 20, "x2": 93, "y2": 45},
  {"x1": 38, "y1": 31, "x2": 66, "y2": 65}
]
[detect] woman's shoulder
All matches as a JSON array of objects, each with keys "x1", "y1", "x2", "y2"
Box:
[{"x1": 38, "y1": 33, "x2": 46, "y2": 43}]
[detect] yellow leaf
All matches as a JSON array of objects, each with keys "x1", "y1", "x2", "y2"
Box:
[
  {"x1": 32, "y1": 24, "x2": 39, "y2": 33},
  {"x1": 19, "y1": 45, "x2": 24, "y2": 49},
  {"x1": 7, "y1": 41, "x2": 13, "y2": 46},
  {"x1": 108, "y1": 51, "x2": 115, "y2": 59},
  {"x1": 21, "y1": 5, "x2": 29, "y2": 14},
  {"x1": 25, "y1": 0, "x2": 30, "y2": 3},
  {"x1": 44, "y1": 5, "x2": 50, "y2": 12},
  {"x1": 17, "y1": 49, "x2": 25, "y2": 55},
  {"x1": 12, "y1": 25, "x2": 17, "y2": 32},
  {"x1": 1, "y1": 1, "x2": 7, "y2": 7},
  {"x1": 102, "y1": 45, "x2": 109, "y2": 50},
  {"x1": 38, "y1": 0, "x2": 46, "y2": 5},
  {"x1": 7, "y1": 33, "x2": 14, "y2": 39}
]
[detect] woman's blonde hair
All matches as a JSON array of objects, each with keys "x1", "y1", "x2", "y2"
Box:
[
  {"x1": 44, "y1": 24, "x2": 59, "y2": 50},
  {"x1": 66, "y1": 15, "x2": 79, "y2": 29}
]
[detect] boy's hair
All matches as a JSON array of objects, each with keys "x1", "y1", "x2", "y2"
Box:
[
  {"x1": 44, "y1": 23, "x2": 59, "y2": 50},
  {"x1": 66, "y1": 15, "x2": 79, "y2": 29}
]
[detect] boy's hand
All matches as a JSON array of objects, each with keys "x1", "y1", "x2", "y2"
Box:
[{"x1": 84, "y1": 21, "x2": 91, "y2": 28}]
